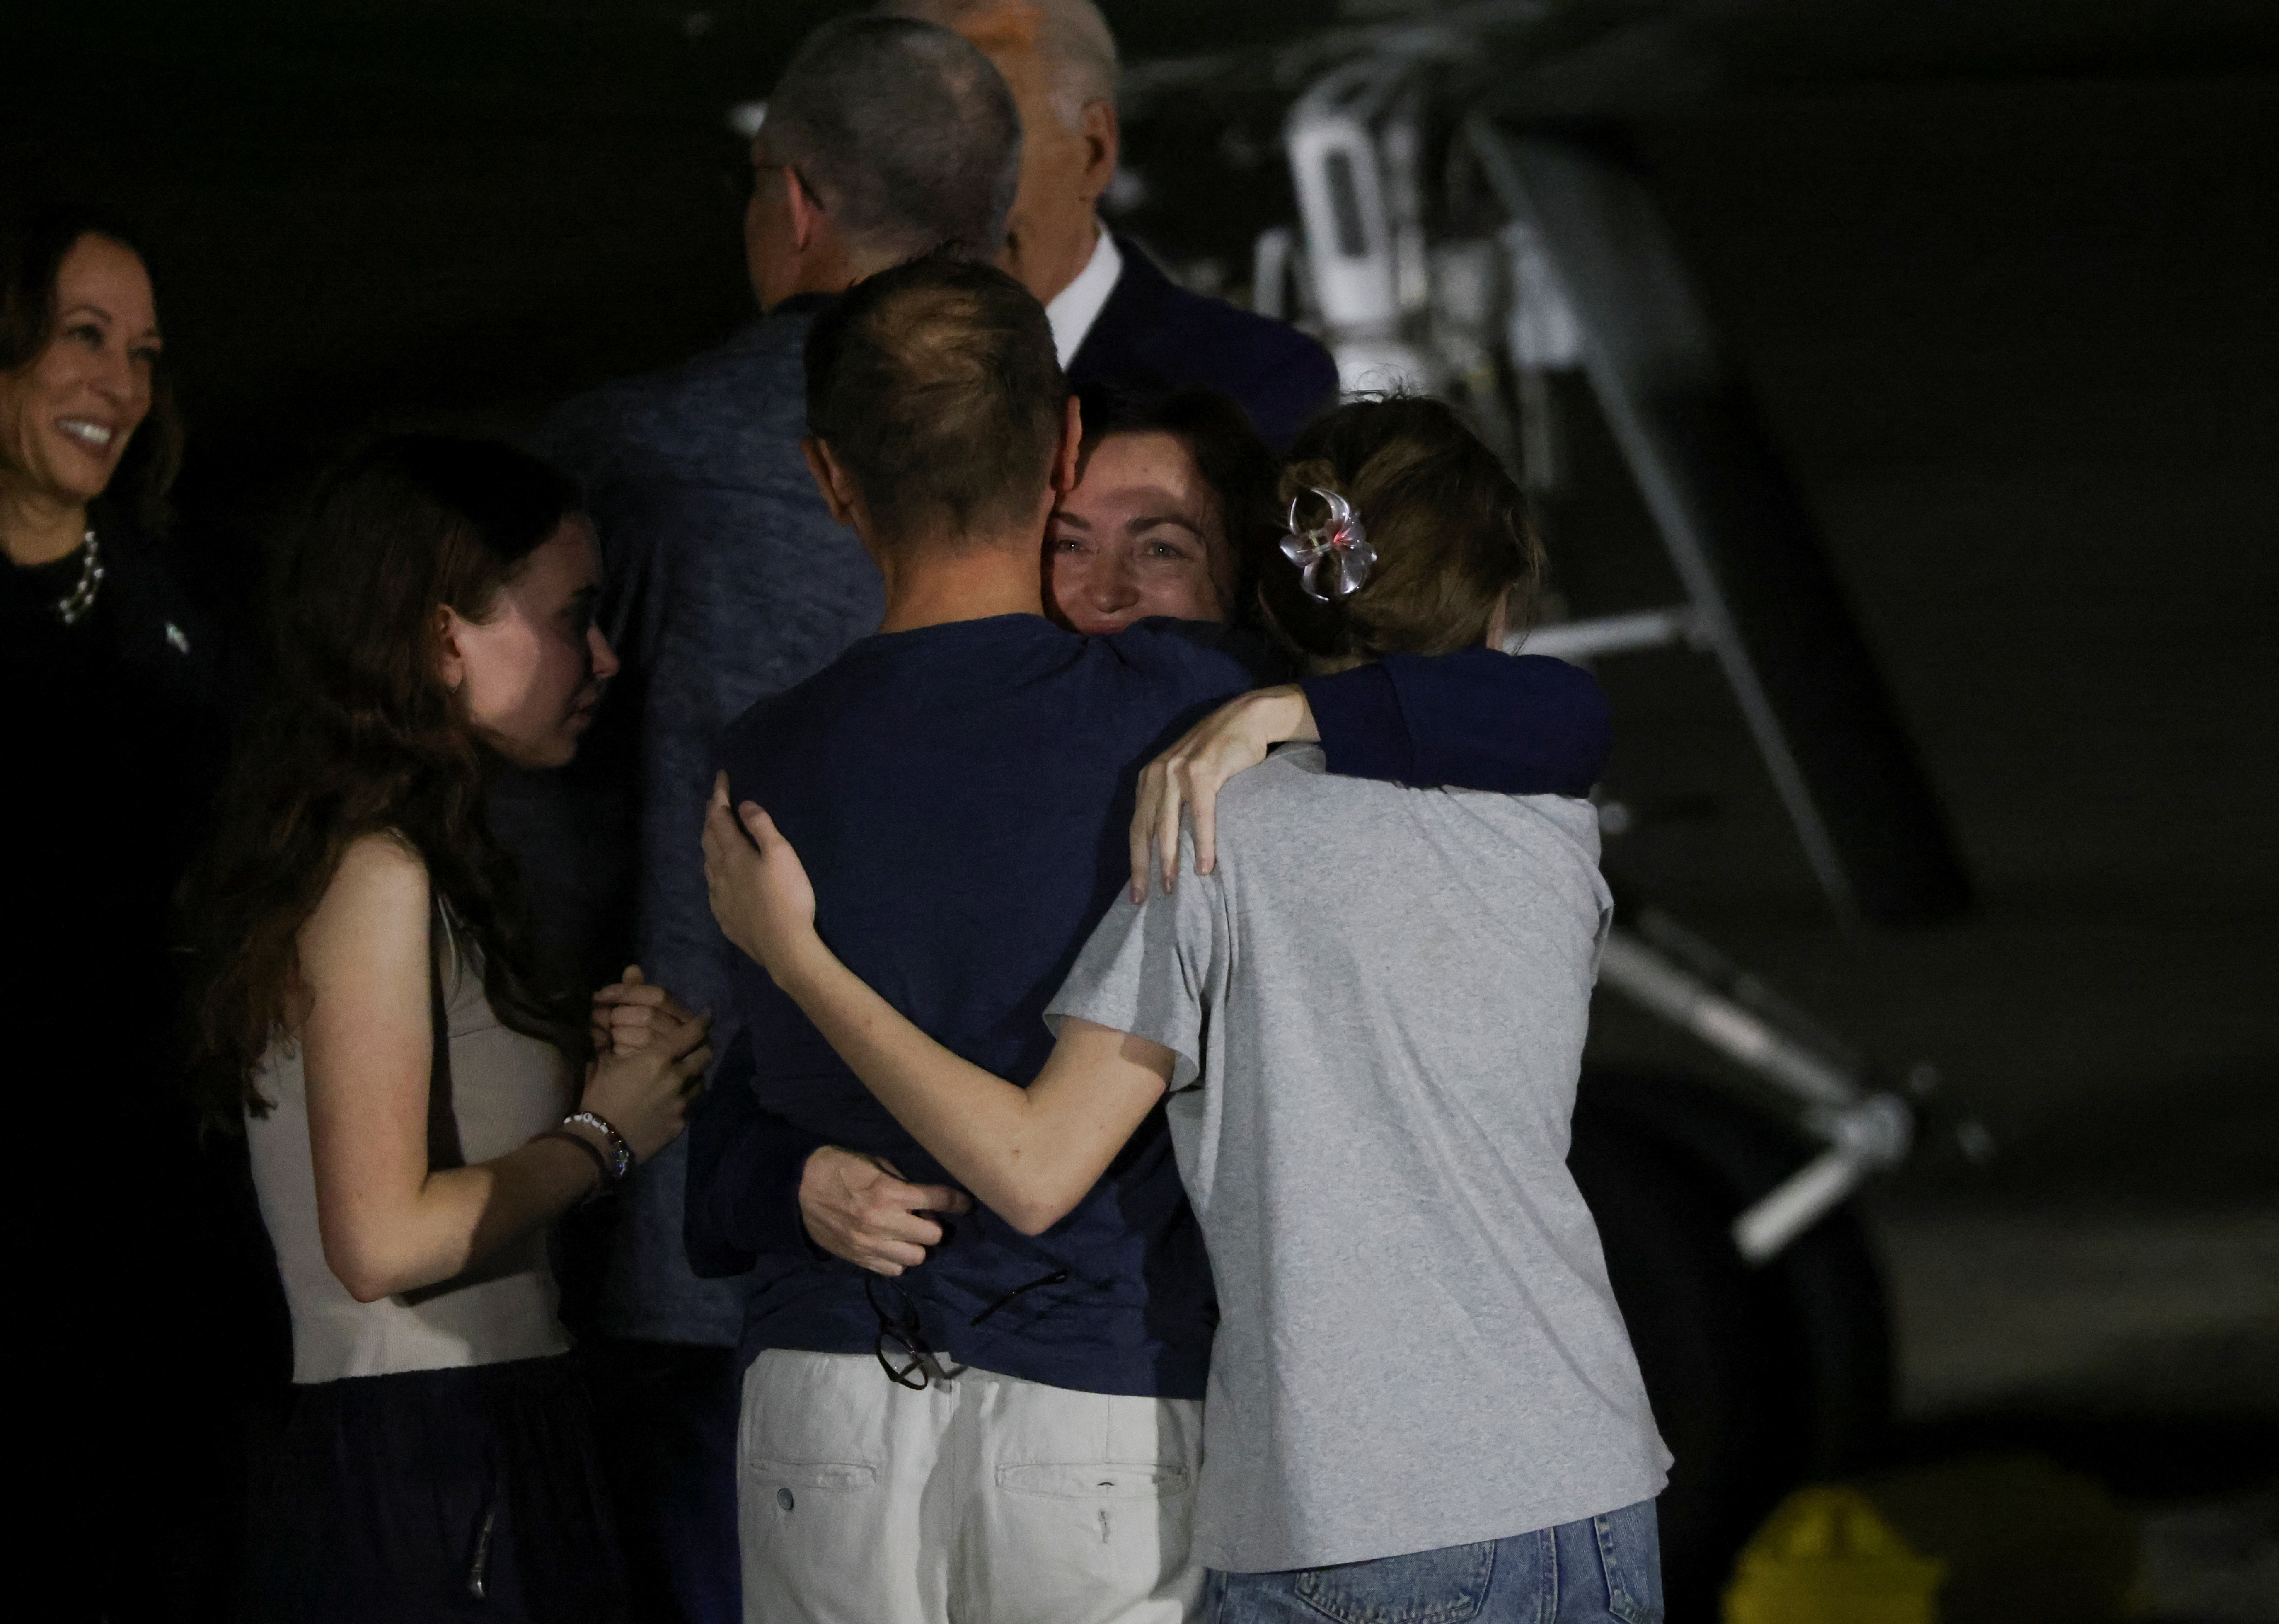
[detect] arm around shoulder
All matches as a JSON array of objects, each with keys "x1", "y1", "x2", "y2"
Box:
[{"x1": 1304, "y1": 647, "x2": 1611, "y2": 796}]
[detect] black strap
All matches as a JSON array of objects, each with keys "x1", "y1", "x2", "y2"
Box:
[
  {"x1": 426, "y1": 904, "x2": 465, "y2": 1171},
  {"x1": 399, "y1": 907, "x2": 477, "y2": 1307},
  {"x1": 970, "y1": 1267, "x2": 1072, "y2": 1327}
]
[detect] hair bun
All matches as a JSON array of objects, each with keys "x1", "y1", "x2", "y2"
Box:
[{"x1": 1257, "y1": 398, "x2": 1542, "y2": 666}]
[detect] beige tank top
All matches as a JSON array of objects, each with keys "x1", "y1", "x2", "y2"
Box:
[{"x1": 247, "y1": 928, "x2": 575, "y2": 1384}]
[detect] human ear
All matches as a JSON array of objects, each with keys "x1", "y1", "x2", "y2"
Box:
[
  {"x1": 784, "y1": 168, "x2": 825, "y2": 254},
  {"x1": 1484, "y1": 588, "x2": 1512, "y2": 651},
  {"x1": 1050, "y1": 397, "x2": 1084, "y2": 498},
  {"x1": 801, "y1": 437, "x2": 861, "y2": 528},
  {"x1": 433, "y1": 605, "x2": 469, "y2": 693},
  {"x1": 1078, "y1": 100, "x2": 1120, "y2": 202}
]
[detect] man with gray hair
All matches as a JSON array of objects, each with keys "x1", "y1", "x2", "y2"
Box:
[
  {"x1": 513, "y1": 16, "x2": 1020, "y2": 1623},
  {"x1": 753, "y1": 12, "x2": 1022, "y2": 275},
  {"x1": 891, "y1": 0, "x2": 1339, "y2": 448}
]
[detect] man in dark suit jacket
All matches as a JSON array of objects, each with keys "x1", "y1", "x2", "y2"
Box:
[
  {"x1": 896, "y1": 0, "x2": 1340, "y2": 448},
  {"x1": 1069, "y1": 234, "x2": 1338, "y2": 450}
]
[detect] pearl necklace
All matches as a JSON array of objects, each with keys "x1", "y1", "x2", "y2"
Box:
[{"x1": 55, "y1": 529, "x2": 104, "y2": 626}]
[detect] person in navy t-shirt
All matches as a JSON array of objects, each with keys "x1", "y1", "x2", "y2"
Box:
[{"x1": 685, "y1": 256, "x2": 1610, "y2": 1624}]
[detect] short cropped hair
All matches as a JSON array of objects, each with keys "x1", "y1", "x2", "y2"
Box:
[
  {"x1": 1260, "y1": 397, "x2": 1547, "y2": 663},
  {"x1": 767, "y1": 16, "x2": 1022, "y2": 261},
  {"x1": 806, "y1": 255, "x2": 1066, "y2": 548},
  {"x1": 889, "y1": 0, "x2": 1119, "y2": 129}
]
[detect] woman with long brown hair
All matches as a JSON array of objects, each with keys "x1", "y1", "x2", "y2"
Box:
[{"x1": 184, "y1": 435, "x2": 710, "y2": 1622}]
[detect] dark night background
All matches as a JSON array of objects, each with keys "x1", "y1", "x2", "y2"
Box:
[{"x1": 7, "y1": 0, "x2": 2275, "y2": 1614}]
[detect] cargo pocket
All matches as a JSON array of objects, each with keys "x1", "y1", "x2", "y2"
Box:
[{"x1": 1292, "y1": 1540, "x2": 1496, "y2": 1624}]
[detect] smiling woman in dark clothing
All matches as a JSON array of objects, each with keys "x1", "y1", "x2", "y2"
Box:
[
  {"x1": 2, "y1": 204, "x2": 259, "y2": 1623},
  {"x1": 0, "y1": 206, "x2": 211, "y2": 683}
]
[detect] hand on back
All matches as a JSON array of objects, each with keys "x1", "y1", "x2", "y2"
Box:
[
  {"x1": 697, "y1": 774, "x2": 978, "y2": 1269},
  {"x1": 800, "y1": 1145, "x2": 973, "y2": 1277},
  {"x1": 703, "y1": 771, "x2": 823, "y2": 984}
]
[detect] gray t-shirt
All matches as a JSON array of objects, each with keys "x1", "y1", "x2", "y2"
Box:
[{"x1": 1047, "y1": 746, "x2": 1670, "y2": 1573}]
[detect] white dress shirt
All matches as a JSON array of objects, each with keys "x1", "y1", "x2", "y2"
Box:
[{"x1": 1044, "y1": 229, "x2": 1123, "y2": 369}]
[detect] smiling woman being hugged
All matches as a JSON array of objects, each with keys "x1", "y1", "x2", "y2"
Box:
[{"x1": 182, "y1": 436, "x2": 711, "y2": 1624}]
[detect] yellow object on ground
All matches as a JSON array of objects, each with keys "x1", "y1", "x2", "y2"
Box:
[
  {"x1": 1851, "y1": 1455, "x2": 2137, "y2": 1624},
  {"x1": 1725, "y1": 1486, "x2": 1948, "y2": 1624}
]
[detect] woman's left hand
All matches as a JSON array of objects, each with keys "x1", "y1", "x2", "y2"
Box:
[
  {"x1": 1127, "y1": 684, "x2": 1316, "y2": 901},
  {"x1": 591, "y1": 965, "x2": 698, "y2": 1057},
  {"x1": 703, "y1": 771, "x2": 820, "y2": 983}
]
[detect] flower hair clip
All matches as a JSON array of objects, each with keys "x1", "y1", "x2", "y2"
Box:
[{"x1": 1279, "y1": 488, "x2": 1376, "y2": 603}]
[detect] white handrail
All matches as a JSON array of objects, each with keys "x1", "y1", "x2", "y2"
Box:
[{"x1": 1512, "y1": 606, "x2": 1701, "y2": 662}]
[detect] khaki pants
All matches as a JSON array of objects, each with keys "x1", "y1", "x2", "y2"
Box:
[{"x1": 738, "y1": 1349, "x2": 1206, "y2": 1624}]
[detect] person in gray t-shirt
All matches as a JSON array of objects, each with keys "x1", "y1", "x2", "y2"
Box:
[
  {"x1": 700, "y1": 397, "x2": 1670, "y2": 1622},
  {"x1": 1043, "y1": 751, "x2": 1669, "y2": 1574}
]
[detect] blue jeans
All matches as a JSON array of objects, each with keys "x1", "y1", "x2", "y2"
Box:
[{"x1": 1205, "y1": 1501, "x2": 1664, "y2": 1624}]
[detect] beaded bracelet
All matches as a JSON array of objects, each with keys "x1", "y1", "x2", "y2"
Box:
[{"x1": 562, "y1": 1110, "x2": 635, "y2": 1183}]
